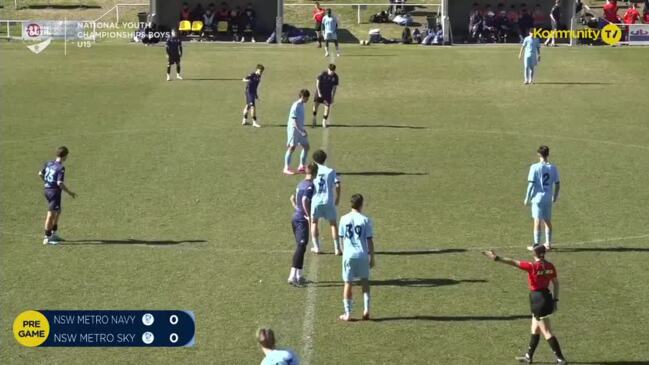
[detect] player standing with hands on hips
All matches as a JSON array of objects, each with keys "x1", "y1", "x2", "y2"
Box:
[
  {"x1": 519, "y1": 29, "x2": 540, "y2": 85},
  {"x1": 39, "y1": 146, "x2": 77, "y2": 245},
  {"x1": 524, "y1": 145, "x2": 560, "y2": 251},
  {"x1": 483, "y1": 246, "x2": 567, "y2": 364},
  {"x1": 166, "y1": 29, "x2": 183, "y2": 81}
]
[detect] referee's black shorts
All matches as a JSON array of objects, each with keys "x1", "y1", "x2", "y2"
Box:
[{"x1": 529, "y1": 289, "x2": 555, "y2": 320}]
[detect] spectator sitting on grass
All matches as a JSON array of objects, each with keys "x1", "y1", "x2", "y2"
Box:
[{"x1": 401, "y1": 26, "x2": 412, "y2": 44}]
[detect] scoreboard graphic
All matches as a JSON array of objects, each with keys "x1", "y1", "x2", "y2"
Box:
[{"x1": 13, "y1": 310, "x2": 195, "y2": 347}]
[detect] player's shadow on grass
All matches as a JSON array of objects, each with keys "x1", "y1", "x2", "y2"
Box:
[
  {"x1": 534, "y1": 82, "x2": 612, "y2": 85},
  {"x1": 331, "y1": 124, "x2": 428, "y2": 129},
  {"x1": 61, "y1": 239, "x2": 206, "y2": 246},
  {"x1": 557, "y1": 246, "x2": 649, "y2": 253},
  {"x1": 371, "y1": 314, "x2": 529, "y2": 322},
  {"x1": 337, "y1": 171, "x2": 428, "y2": 176},
  {"x1": 569, "y1": 362, "x2": 649, "y2": 365},
  {"x1": 315, "y1": 278, "x2": 486, "y2": 288},
  {"x1": 342, "y1": 54, "x2": 399, "y2": 57},
  {"x1": 182, "y1": 78, "x2": 241, "y2": 81},
  {"x1": 376, "y1": 248, "x2": 466, "y2": 255}
]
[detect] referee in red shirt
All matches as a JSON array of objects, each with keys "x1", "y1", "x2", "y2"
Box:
[{"x1": 483, "y1": 245, "x2": 567, "y2": 364}]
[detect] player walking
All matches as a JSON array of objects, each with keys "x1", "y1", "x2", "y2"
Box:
[
  {"x1": 519, "y1": 29, "x2": 541, "y2": 85},
  {"x1": 338, "y1": 194, "x2": 375, "y2": 322},
  {"x1": 257, "y1": 328, "x2": 301, "y2": 365},
  {"x1": 310, "y1": 149, "x2": 341, "y2": 255},
  {"x1": 288, "y1": 162, "x2": 318, "y2": 287},
  {"x1": 283, "y1": 89, "x2": 311, "y2": 175},
  {"x1": 39, "y1": 146, "x2": 77, "y2": 245},
  {"x1": 312, "y1": 64, "x2": 339, "y2": 128},
  {"x1": 483, "y1": 246, "x2": 567, "y2": 364},
  {"x1": 166, "y1": 29, "x2": 183, "y2": 81},
  {"x1": 242, "y1": 64, "x2": 264, "y2": 128},
  {"x1": 524, "y1": 145, "x2": 560, "y2": 250},
  {"x1": 322, "y1": 9, "x2": 340, "y2": 57}
]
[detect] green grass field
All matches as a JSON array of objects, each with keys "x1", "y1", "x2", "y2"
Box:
[{"x1": 1, "y1": 41, "x2": 649, "y2": 365}]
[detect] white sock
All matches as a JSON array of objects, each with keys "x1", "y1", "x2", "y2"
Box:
[
  {"x1": 334, "y1": 238, "x2": 340, "y2": 251},
  {"x1": 545, "y1": 229, "x2": 552, "y2": 244},
  {"x1": 296, "y1": 269, "x2": 302, "y2": 280},
  {"x1": 312, "y1": 235, "x2": 320, "y2": 249},
  {"x1": 289, "y1": 267, "x2": 296, "y2": 280},
  {"x1": 363, "y1": 292, "x2": 370, "y2": 313}
]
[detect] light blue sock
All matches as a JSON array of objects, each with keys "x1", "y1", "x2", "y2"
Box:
[
  {"x1": 545, "y1": 229, "x2": 552, "y2": 244},
  {"x1": 284, "y1": 149, "x2": 292, "y2": 168},
  {"x1": 534, "y1": 230, "x2": 541, "y2": 245},
  {"x1": 299, "y1": 149, "x2": 307, "y2": 166},
  {"x1": 343, "y1": 299, "x2": 352, "y2": 315},
  {"x1": 363, "y1": 293, "x2": 370, "y2": 313}
]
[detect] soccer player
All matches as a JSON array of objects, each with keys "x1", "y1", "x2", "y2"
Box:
[
  {"x1": 524, "y1": 145, "x2": 560, "y2": 250},
  {"x1": 312, "y1": 64, "x2": 339, "y2": 128},
  {"x1": 257, "y1": 328, "x2": 300, "y2": 365},
  {"x1": 310, "y1": 149, "x2": 341, "y2": 255},
  {"x1": 39, "y1": 146, "x2": 77, "y2": 245},
  {"x1": 165, "y1": 29, "x2": 183, "y2": 81},
  {"x1": 313, "y1": 2, "x2": 326, "y2": 48},
  {"x1": 544, "y1": 0, "x2": 561, "y2": 46},
  {"x1": 242, "y1": 64, "x2": 264, "y2": 128},
  {"x1": 283, "y1": 89, "x2": 310, "y2": 175},
  {"x1": 288, "y1": 162, "x2": 318, "y2": 287},
  {"x1": 338, "y1": 194, "x2": 375, "y2": 321},
  {"x1": 322, "y1": 8, "x2": 340, "y2": 57},
  {"x1": 518, "y1": 29, "x2": 541, "y2": 85},
  {"x1": 482, "y1": 246, "x2": 566, "y2": 364}
]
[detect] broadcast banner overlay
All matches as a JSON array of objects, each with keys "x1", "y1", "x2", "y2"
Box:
[{"x1": 13, "y1": 310, "x2": 195, "y2": 347}]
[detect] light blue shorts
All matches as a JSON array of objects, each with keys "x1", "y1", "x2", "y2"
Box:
[
  {"x1": 532, "y1": 199, "x2": 552, "y2": 220},
  {"x1": 342, "y1": 256, "x2": 370, "y2": 282},
  {"x1": 287, "y1": 130, "x2": 308, "y2": 147},
  {"x1": 324, "y1": 32, "x2": 337, "y2": 41},
  {"x1": 311, "y1": 204, "x2": 337, "y2": 222}
]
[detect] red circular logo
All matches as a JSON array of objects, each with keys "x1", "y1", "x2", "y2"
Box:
[{"x1": 26, "y1": 23, "x2": 41, "y2": 38}]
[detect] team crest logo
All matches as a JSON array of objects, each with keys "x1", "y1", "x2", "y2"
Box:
[{"x1": 24, "y1": 22, "x2": 52, "y2": 54}]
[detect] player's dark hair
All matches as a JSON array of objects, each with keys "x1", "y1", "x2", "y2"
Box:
[
  {"x1": 307, "y1": 162, "x2": 319, "y2": 176},
  {"x1": 299, "y1": 89, "x2": 310, "y2": 98},
  {"x1": 351, "y1": 194, "x2": 364, "y2": 210},
  {"x1": 326, "y1": 8, "x2": 331, "y2": 15},
  {"x1": 257, "y1": 328, "x2": 276, "y2": 349},
  {"x1": 533, "y1": 244, "x2": 546, "y2": 258},
  {"x1": 256, "y1": 64, "x2": 264, "y2": 71},
  {"x1": 328, "y1": 63, "x2": 336, "y2": 71},
  {"x1": 56, "y1": 146, "x2": 69, "y2": 158},
  {"x1": 312, "y1": 149, "x2": 327, "y2": 164},
  {"x1": 537, "y1": 145, "x2": 550, "y2": 158}
]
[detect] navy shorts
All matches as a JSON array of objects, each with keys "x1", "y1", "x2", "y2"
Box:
[
  {"x1": 167, "y1": 55, "x2": 180, "y2": 65},
  {"x1": 292, "y1": 218, "x2": 309, "y2": 246},
  {"x1": 245, "y1": 92, "x2": 257, "y2": 107},
  {"x1": 314, "y1": 93, "x2": 333, "y2": 105},
  {"x1": 44, "y1": 188, "x2": 62, "y2": 212}
]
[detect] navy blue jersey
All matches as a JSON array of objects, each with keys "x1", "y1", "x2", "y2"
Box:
[
  {"x1": 41, "y1": 160, "x2": 65, "y2": 190},
  {"x1": 166, "y1": 37, "x2": 182, "y2": 57},
  {"x1": 293, "y1": 180, "x2": 315, "y2": 220},
  {"x1": 245, "y1": 72, "x2": 261, "y2": 96},
  {"x1": 317, "y1": 71, "x2": 339, "y2": 97}
]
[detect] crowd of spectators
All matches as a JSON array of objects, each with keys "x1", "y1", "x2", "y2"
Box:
[
  {"x1": 468, "y1": 1, "x2": 649, "y2": 44},
  {"x1": 179, "y1": 2, "x2": 257, "y2": 42}
]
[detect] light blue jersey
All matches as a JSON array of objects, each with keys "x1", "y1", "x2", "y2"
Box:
[
  {"x1": 261, "y1": 349, "x2": 300, "y2": 365},
  {"x1": 322, "y1": 15, "x2": 338, "y2": 34},
  {"x1": 527, "y1": 162, "x2": 560, "y2": 203},
  {"x1": 338, "y1": 211, "x2": 373, "y2": 259},
  {"x1": 522, "y1": 35, "x2": 540, "y2": 60},
  {"x1": 312, "y1": 164, "x2": 339, "y2": 207},
  {"x1": 287, "y1": 100, "x2": 305, "y2": 133}
]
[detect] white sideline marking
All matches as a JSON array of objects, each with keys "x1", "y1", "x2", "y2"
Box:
[{"x1": 300, "y1": 127, "x2": 330, "y2": 365}]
